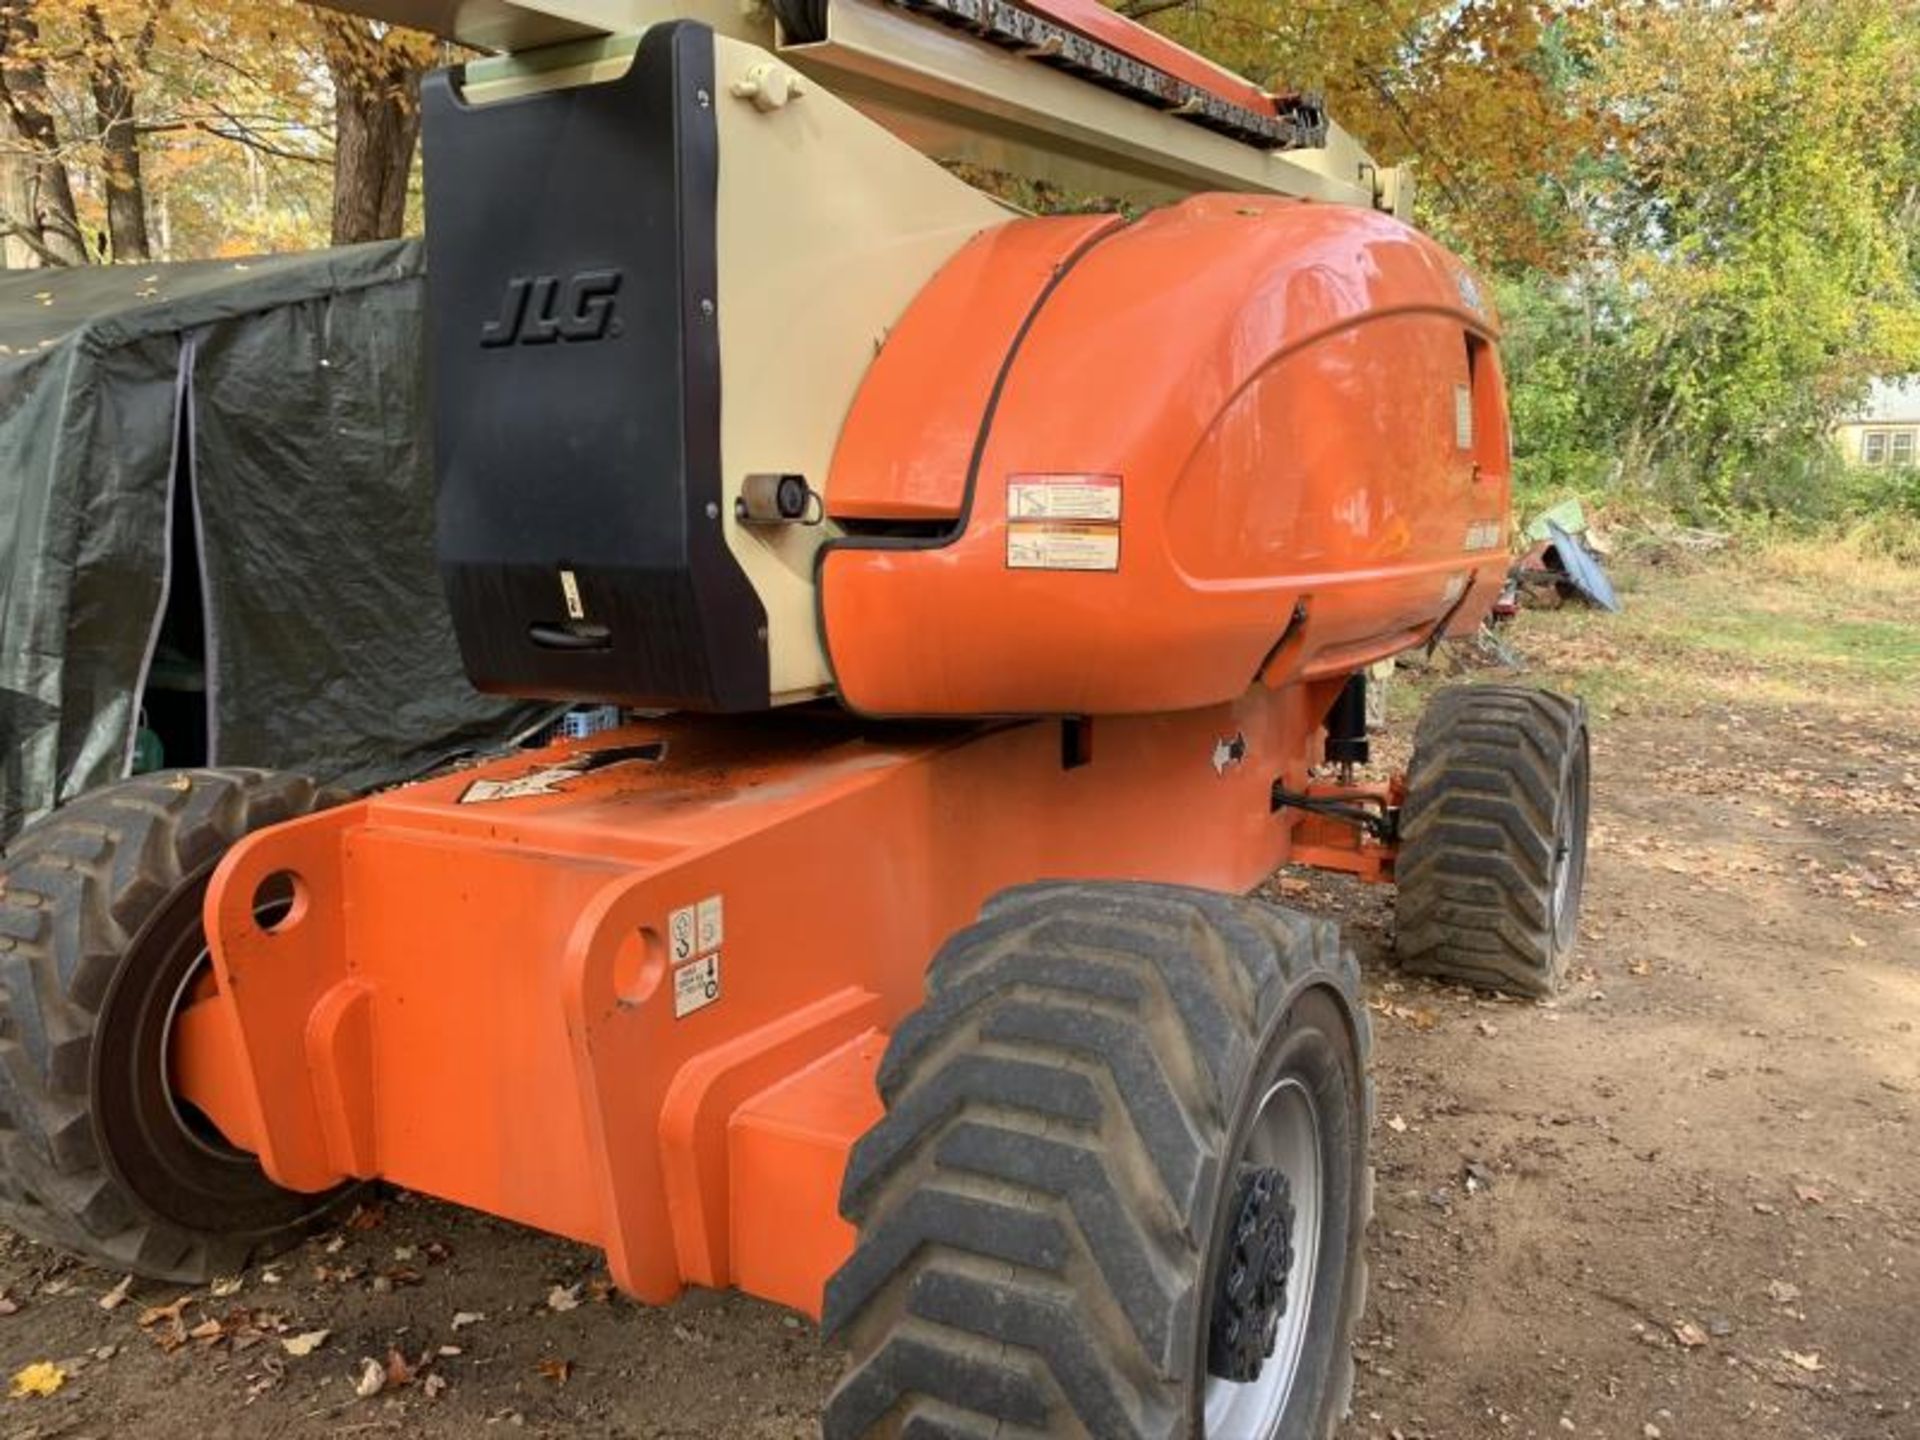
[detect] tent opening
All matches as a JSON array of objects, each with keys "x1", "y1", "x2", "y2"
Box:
[{"x1": 136, "y1": 397, "x2": 209, "y2": 773}]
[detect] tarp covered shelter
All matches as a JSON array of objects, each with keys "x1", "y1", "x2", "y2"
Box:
[{"x1": 0, "y1": 240, "x2": 546, "y2": 841}]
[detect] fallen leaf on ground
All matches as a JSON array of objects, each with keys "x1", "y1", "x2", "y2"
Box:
[
  {"x1": 1793, "y1": 1185, "x2": 1826, "y2": 1205},
  {"x1": 535, "y1": 1358, "x2": 573, "y2": 1385},
  {"x1": 209, "y1": 1276, "x2": 244, "y2": 1298},
  {"x1": 1782, "y1": 1350, "x2": 1824, "y2": 1372},
  {"x1": 352, "y1": 1356, "x2": 386, "y2": 1398},
  {"x1": 451, "y1": 1311, "x2": 485, "y2": 1330},
  {"x1": 281, "y1": 1330, "x2": 330, "y2": 1358},
  {"x1": 8, "y1": 1361, "x2": 64, "y2": 1398},
  {"x1": 138, "y1": 1297, "x2": 191, "y2": 1328},
  {"x1": 422, "y1": 1373, "x2": 448, "y2": 1398},
  {"x1": 384, "y1": 1348, "x2": 416, "y2": 1387},
  {"x1": 1385, "y1": 1115, "x2": 1409, "y2": 1134},
  {"x1": 1672, "y1": 1321, "x2": 1709, "y2": 1349},
  {"x1": 98, "y1": 1275, "x2": 133, "y2": 1311},
  {"x1": 547, "y1": 1283, "x2": 583, "y2": 1313}
]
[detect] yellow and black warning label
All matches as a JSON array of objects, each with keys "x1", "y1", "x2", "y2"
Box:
[{"x1": 1007, "y1": 520, "x2": 1121, "y2": 572}]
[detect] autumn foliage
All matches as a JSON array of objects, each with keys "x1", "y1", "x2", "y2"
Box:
[
  {"x1": 0, "y1": 0, "x2": 438, "y2": 263},
  {"x1": 2, "y1": 0, "x2": 1916, "y2": 530}
]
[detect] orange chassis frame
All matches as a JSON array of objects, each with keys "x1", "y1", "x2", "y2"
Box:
[{"x1": 174, "y1": 675, "x2": 1398, "y2": 1320}]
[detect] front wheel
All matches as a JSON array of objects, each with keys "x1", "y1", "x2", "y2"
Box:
[
  {"x1": 822, "y1": 882, "x2": 1372, "y2": 1439},
  {"x1": 1394, "y1": 685, "x2": 1591, "y2": 997},
  {"x1": 0, "y1": 770, "x2": 359, "y2": 1281}
]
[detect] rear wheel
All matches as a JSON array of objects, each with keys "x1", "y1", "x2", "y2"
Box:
[
  {"x1": 1394, "y1": 684, "x2": 1591, "y2": 997},
  {"x1": 823, "y1": 882, "x2": 1372, "y2": 1439},
  {"x1": 0, "y1": 770, "x2": 357, "y2": 1280}
]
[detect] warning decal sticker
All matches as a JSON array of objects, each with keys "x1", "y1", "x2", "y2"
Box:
[
  {"x1": 1008, "y1": 522, "x2": 1121, "y2": 572},
  {"x1": 1454, "y1": 384, "x2": 1475, "y2": 451},
  {"x1": 673, "y1": 954, "x2": 721, "y2": 1018},
  {"x1": 1464, "y1": 518, "x2": 1504, "y2": 551},
  {"x1": 669, "y1": 892, "x2": 725, "y2": 1017},
  {"x1": 1008, "y1": 474, "x2": 1122, "y2": 522},
  {"x1": 1006, "y1": 475, "x2": 1122, "y2": 572}
]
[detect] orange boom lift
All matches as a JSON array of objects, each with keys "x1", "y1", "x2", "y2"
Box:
[{"x1": 0, "y1": 2, "x2": 1592, "y2": 1434}]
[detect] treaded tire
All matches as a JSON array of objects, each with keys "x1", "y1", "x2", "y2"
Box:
[
  {"x1": 0, "y1": 769, "x2": 357, "y2": 1281},
  {"x1": 821, "y1": 881, "x2": 1373, "y2": 1440},
  {"x1": 1394, "y1": 684, "x2": 1591, "y2": 997}
]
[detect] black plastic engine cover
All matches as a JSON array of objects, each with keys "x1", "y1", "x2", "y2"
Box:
[{"x1": 421, "y1": 22, "x2": 770, "y2": 712}]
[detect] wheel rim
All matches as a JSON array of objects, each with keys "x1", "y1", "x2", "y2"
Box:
[
  {"x1": 155, "y1": 875, "x2": 297, "y2": 1162},
  {"x1": 1203, "y1": 1077, "x2": 1324, "y2": 1437},
  {"x1": 94, "y1": 868, "x2": 334, "y2": 1234},
  {"x1": 158, "y1": 944, "x2": 252, "y2": 1162},
  {"x1": 1549, "y1": 739, "x2": 1590, "y2": 947}
]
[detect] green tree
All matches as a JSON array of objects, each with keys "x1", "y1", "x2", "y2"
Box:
[{"x1": 1592, "y1": 0, "x2": 1920, "y2": 509}]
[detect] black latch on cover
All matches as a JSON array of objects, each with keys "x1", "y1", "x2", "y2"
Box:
[{"x1": 422, "y1": 22, "x2": 771, "y2": 712}]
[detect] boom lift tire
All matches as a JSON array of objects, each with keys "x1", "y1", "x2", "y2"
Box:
[
  {"x1": 822, "y1": 882, "x2": 1372, "y2": 1440},
  {"x1": 1393, "y1": 685, "x2": 1591, "y2": 998},
  {"x1": 0, "y1": 770, "x2": 356, "y2": 1282}
]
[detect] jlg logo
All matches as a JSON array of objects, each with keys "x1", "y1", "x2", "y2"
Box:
[{"x1": 480, "y1": 269, "x2": 624, "y2": 347}]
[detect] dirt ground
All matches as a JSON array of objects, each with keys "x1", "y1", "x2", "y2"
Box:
[{"x1": 3, "y1": 549, "x2": 1917, "y2": 1439}]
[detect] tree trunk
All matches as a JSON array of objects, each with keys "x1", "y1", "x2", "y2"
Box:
[
  {"x1": 84, "y1": 5, "x2": 152, "y2": 262},
  {"x1": 0, "y1": 0, "x2": 87, "y2": 266},
  {"x1": 320, "y1": 17, "x2": 431, "y2": 246},
  {"x1": 0, "y1": 144, "x2": 29, "y2": 266}
]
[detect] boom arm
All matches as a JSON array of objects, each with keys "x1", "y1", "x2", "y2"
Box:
[{"x1": 312, "y1": 0, "x2": 1410, "y2": 211}]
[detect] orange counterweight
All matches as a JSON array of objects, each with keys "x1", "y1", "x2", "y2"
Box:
[{"x1": 822, "y1": 195, "x2": 1511, "y2": 717}]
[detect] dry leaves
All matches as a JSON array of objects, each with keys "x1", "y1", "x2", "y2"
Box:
[
  {"x1": 1671, "y1": 1320, "x2": 1709, "y2": 1349},
  {"x1": 138, "y1": 1296, "x2": 191, "y2": 1328},
  {"x1": 98, "y1": 1275, "x2": 133, "y2": 1311},
  {"x1": 535, "y1": 1357, "x2": 574, "y2": 1385},
  {"x1": 346, "y1": 1202, "x2": 386, "y2": 1231},
  {"x1": 282, "y1": 1330, "x2": 331, "y2": 1358},
  {"x1": 8, "y1": 1362, "x2": 64, "y2": 1399}
]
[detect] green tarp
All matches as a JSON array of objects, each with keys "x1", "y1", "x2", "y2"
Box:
[{"x1": 0, "y1": 241, "x2": 546, "y2": 840}]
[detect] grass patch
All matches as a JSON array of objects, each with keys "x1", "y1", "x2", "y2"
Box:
[{"x1": 1500, "y1": 542, "x2": 1920, "y2": 719}]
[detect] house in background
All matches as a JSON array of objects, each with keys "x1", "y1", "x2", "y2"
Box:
[{"x1": 1836, "y1": 376, "x2": 1920, "y2": 467}]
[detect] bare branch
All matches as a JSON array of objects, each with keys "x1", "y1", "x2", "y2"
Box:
[{"x1": 0, "y1": 207, "x2": 74, "y2": 267}]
